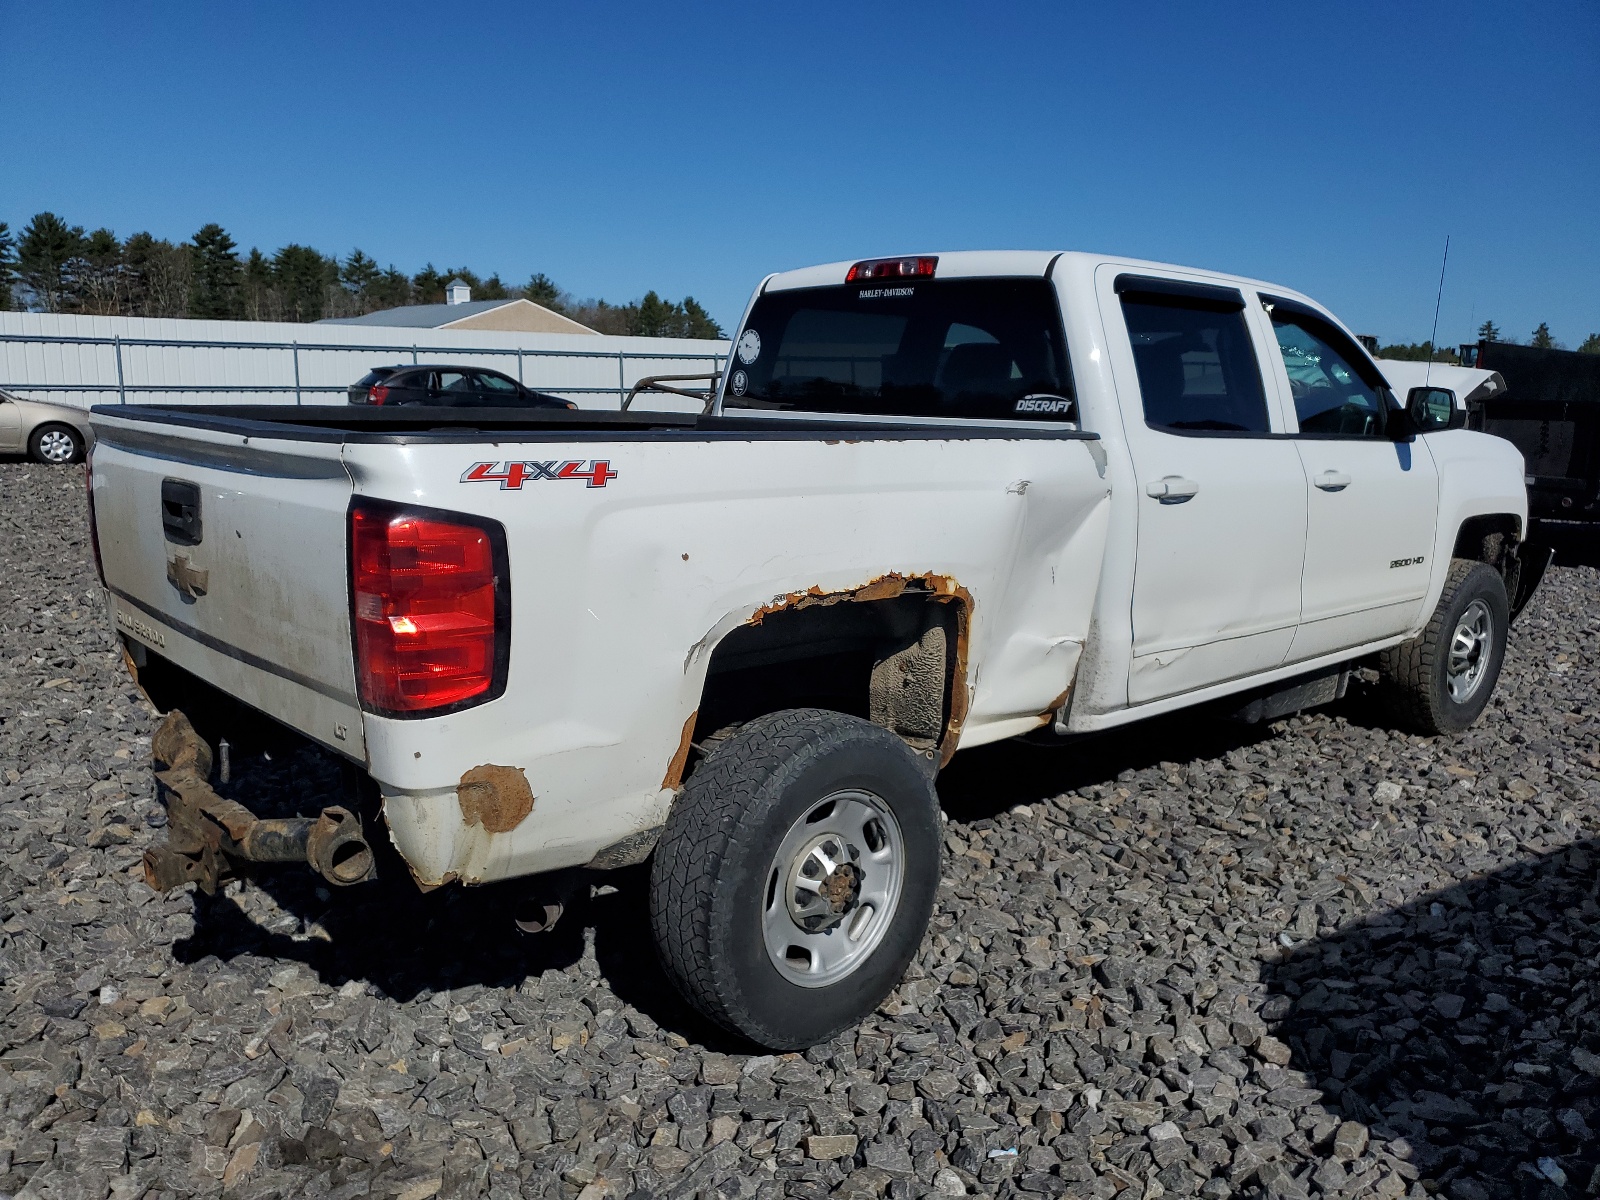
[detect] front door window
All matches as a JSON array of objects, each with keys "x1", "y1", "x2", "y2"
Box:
[{"x1": 1270, "y1": 314, "x2": 1389, "y2": 437}]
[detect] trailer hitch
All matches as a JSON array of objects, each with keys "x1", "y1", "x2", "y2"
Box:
[{"x1": 141, "y1": 711, "x2": 377, "y2": 894}]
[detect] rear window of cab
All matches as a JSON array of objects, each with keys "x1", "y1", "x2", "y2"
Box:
[{"x1": 724, "y1": 278, "x2": 1076, "y2": 422}]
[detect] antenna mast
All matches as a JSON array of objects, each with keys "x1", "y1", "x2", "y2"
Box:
[{"x1": 1425, "y1": 235, "x2": 1450, "y2": 386}]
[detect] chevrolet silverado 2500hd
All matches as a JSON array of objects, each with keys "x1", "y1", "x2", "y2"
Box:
[{"x1": 89, "y1": 251, "x2": 1538, "y2": 1049}]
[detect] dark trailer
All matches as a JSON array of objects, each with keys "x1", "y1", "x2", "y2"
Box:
[{"x1": 1461, "y1": 340, "x2": 1600, "y2": 521}]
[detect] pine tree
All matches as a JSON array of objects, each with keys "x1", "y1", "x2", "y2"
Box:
[
  {"x1": 18, "y1": 212, "x2": 85, "y2": 312},
  {"x1": 340, "y1": 249, "x2": 379, "y2": 295},
  {"x1": 412, "y1": 264, "x2": 446, "y2": 304},
  {"x1": 338, "y1": 249, "x2": 384, "y2": 314},
  {"x1": 1531, "y1": 323, "x2": 1555, "y2": 349},
  {"x1": 79, "y1": 228, "x2": 127, "y2": 315},
  {"x1": 370, "y1": 267, "x2": 412, "y2": 311},
  {"x1": 272, "y1": 244, "x2": 331, "y2": 321},
  {"x1": 1477, "y1": 319, "x2": 1499, "y2": 342},
  {"x1": 123, "y1": 232, "x2": 159, "y2": 315},
  {"x1": 681, "y1": 297, "x2": 724, "y2": 338},
  {"x1": 634, "y1": 290, "x2": 676, "y2": 336},
  {"x1": 1579, "y1": 333, "x2": 1600, "y2": 355},
  {"x1": 189, "y1": 224, "x2": 243, "y2": 319},
  {"x1": 0, "y1": 223, "x2": 15, "y2": 310},
  {"x1": 523, "y1": 273, "x2": 562, "y2": 310},
  {"x1": 242, "y1": 248, "x2": 275, "y2": 320},
  {"x1": 476, "y1": 274, "x2": 510, "y2": 301}
]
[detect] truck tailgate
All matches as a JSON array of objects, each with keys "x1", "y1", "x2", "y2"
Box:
[{"x1": 91, "y1": 418, "x2": 364, "y2": 756}]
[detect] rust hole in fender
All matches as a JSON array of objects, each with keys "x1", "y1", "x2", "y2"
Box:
[
  {"x1": 747, "y1": 572, "x2": 973, "y2": 766},
  {"x1": 662, "y1": 710, "x2": 698, "y2": 791},
  {"x1": 457, "y1": 764, "x2": 535, "y2": 833}
]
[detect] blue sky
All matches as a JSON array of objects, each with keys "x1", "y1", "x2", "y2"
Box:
[{"x1": 3, "y1": 1, "x2": 1596, "y2": 345}]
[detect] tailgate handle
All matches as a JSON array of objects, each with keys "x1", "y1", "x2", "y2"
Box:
[{"x1": 161, "y1": 479, "x2": 203, "y2": 545}]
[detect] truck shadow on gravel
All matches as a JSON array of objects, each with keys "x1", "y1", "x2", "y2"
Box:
[
  {"x1": 172, "y1": 862, "x2": 749, "y2": 1048},
  {"x1": 1261, "y1": 837, "x2": 1600, "y2": 1199},
  {"x1": 168, "y1": 709, "x2": 1277, "y2": 1044},
  {"x1": 935, "y1": 710, "x2": 1276, "y2": 822},
  {"x1": 162, "y1": 734, "x2": 743, "y2": 1045}
]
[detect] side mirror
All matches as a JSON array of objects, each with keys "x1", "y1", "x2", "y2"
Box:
[{"x1": 1406, "y1": 386, "x2": 1458, "y2": 433}]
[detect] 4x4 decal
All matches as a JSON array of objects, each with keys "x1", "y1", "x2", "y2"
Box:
[{"x1": 462, "y1": 460, "x2": 617, "y2": 489}]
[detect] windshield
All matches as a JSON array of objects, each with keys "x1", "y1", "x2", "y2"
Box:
[{"x1": 723, "y1": 278, "x2": 1074, "y2": 421}]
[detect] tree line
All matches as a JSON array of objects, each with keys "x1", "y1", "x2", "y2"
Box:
[
  {"x1": 1380, "y1": 319, "x2": 1600, "y2": 363},
  {"x1": 0, "y1": 213, "x2": 724, "y2": 338}
]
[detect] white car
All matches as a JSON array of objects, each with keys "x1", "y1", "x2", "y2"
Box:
[
  {"x1": 88, "y1": 250, "x2": 1535, "y2": 1048},
  {"x1": 0, "y1": 390, "x2": 93, "y2": 463}
]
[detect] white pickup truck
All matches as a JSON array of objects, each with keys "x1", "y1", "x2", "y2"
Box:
[{"x1": 88, "y1": 251, "x2": 1541, "y2": 1049}]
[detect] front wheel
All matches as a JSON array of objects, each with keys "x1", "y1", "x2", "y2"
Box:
[
  {"x1": 649, "y1": 708, "x2": 940, "y2": 1050},
  {"x1": 29, "y1": 423, "x2": 84, "y2": 465},
  {"x1": 1377, "y1": 559, "x2": 1509, "y2": 735}
]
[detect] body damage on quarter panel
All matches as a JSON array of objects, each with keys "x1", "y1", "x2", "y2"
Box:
[{"x1": 346, "y1": 434, "x2": 1110, "y2": 885}]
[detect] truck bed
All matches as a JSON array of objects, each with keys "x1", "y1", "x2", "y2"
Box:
[{"x1": 89, "y1": 402, "x2": 1109, "y2": 884}]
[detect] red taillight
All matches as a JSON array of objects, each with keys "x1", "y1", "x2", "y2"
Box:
[
  {"x1": 846, "y1": 256, "x2": 938, "y2": 283},
  {"x1": 85, "y1": 450, "x2": 105, "y2": 585},
  {"x1": 350, "y1": 501, "x2": 507, "y2": 715},
  {"x1": 368, "y1": 384, "x2": 390, "y2": 405}
]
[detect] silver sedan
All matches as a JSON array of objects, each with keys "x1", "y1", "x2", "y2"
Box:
[{"x1": 0, "y1": 392, "x2": 93, "y2": 464}]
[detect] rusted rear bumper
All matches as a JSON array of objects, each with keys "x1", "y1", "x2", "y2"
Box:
[{"x1": 141, "y1": 711, "x2": 377, "y2": 894}]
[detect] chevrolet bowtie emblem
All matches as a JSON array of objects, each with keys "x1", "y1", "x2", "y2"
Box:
[{"x1": 166, "y1": 555, "x2": 210, "y2": 600}]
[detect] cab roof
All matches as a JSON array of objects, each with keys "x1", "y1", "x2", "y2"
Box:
[{"x1": 762, "y1": 250, "x2": 1307, "y2": 307}]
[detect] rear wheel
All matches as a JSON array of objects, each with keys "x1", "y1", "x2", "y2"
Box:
[
  {"x1": 1377, "y1": 559, "x2": 1508, "y2": 735},
  {"x1": 649, "y1": 708, "x2": 940, "y2": 1049},
  {"x1": 29, "y1": 423, "x2": 83, "y2": 465}
]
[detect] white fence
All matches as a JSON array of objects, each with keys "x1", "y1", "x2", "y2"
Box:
[{"x1": 0, "y1": 311, "x2": 729, "y2": 411}]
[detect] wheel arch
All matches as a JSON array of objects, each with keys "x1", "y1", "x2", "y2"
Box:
[
  {"x1": 1451, "y1": 512, "x2": 1523, "y2": 581},
  {"x1": 1449, "y1": 512, "x2": 1551, "y2": 621},
  {"x1": 682, "y1": 574, "x2": 972, "y2": 783}
]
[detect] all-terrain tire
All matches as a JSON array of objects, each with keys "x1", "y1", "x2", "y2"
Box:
[
  {"x1": 1377, "y1": 558, "x2": 1509, "y2": 735},
  {"x1": 649, "y1": 708, "x2": 940, "y2": 1050}
]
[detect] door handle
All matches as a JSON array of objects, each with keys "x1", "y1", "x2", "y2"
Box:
[
  {"x1": 1145, "y1": 476, "x2": 1200, "y2": 502},
  {"x1": 1314, "y1": 471, "x2": 1352, "y2": 492}
]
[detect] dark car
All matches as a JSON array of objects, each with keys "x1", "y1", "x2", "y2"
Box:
[{"x1": 348, "y1": 365, "x2": 577, "y2": 409}]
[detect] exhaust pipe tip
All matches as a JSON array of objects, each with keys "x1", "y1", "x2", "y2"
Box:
[
  {"x1": 511, "y1": 869, "x2": 583, "y2": 935},
  {"x1": 514, "y1": 901, "x2": 565, "y2": 936},
  {"x1": 306, "y1": 806, "x2": 377, "y2": 886}
]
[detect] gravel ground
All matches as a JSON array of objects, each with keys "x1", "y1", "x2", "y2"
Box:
[{"x1": 2, "y1": 459, "x2": 1598, "y2": 1200}]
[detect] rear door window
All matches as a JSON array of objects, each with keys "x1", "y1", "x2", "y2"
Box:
[
  {"x1": 725, "y1": 278, "x2": 1073, "y2": 421},
  {"x1": 437, "y1": 371, "x2": 473, "y2": 403},
  {"x1": 1118, "y1": 287, "x2": 1271, "y2": 434},
  {"x1": 474, "y1": 372, "x2": 520, "y2": 394}
]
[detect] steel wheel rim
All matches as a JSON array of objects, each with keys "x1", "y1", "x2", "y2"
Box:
[
  {"x1": 1446, "y1": 598, "x2": 1493, "y2": 703},
  {"x1": 762, "y1": 789, "x2": 905, "y2": 988},
  {"x1": 38, "y1": 430, "x2": 76, "y2": 463}
]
